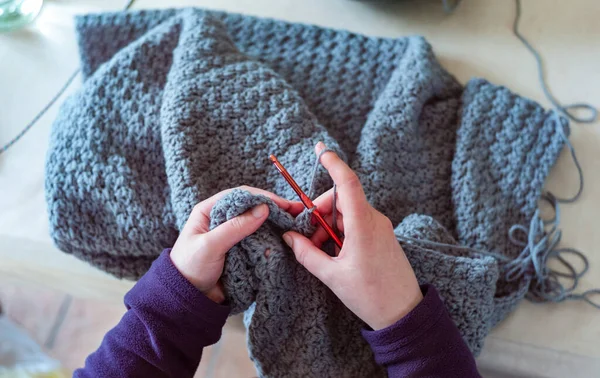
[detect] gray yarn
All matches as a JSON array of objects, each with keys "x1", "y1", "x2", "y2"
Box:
[
  {"x1": 0, "y1": 69, "x2": 79, "y2": 155},
  {"x1": 388, "y1": 113, "x2": 599, "y2": 308},
  {"x1": 442, "y1": 0, "x2": 462, "y2": 13},
  {"x1": 513, "y1": 0, "x2": 597, "y2": 124},
  {"x1": 3, "y1": 0, "x2": 597, "y2": 157},
  {"x1": 0, "y1": 0, "x2": 137, "y2": 155},
  {"x1": 307, "y1": 148, "x2": 341, "y2": 245},
  {"x1": 209, "y1": 189, "x2": 384, "y2": 377},
  {"x1": 396, "y1": 190, "x2": 600, "y2": 309},
  {"x1": 45, "y1": 8, "x2": 572, "y2": 377}
]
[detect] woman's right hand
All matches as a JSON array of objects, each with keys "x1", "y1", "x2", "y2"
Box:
[{"x1": 282, "y1": 142, "x2": 423, "y2": 330}]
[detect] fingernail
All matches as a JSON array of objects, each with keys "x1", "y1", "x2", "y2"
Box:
[
  {"x1": 282, "y1": 233, "x2": 293, "y2": 247},
  {"x1": 252, "y1": 204, "x2": 267, "y2": 218},
  {"x1": 316, "y1": 141, "x2": 326, "y2": 151}
]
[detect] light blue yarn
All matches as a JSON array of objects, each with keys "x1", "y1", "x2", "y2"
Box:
[
  {"x1": 509, "y1": 0, "x2": 599, "y2": 307},
  {"x1": 504, "y1": 191, "x2": 600, "y2": 308}
]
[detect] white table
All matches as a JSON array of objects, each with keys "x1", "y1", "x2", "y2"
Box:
[{"x1": 1, "y1": 0, "x2": 599, "y2": 376}]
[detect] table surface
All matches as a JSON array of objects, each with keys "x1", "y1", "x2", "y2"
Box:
[{"x1": 1, "y1": 0, "x2": 599, "y2": 373}]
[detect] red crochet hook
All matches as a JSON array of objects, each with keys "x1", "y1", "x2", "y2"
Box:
[{"x1": 269, "y1": 154, "x2": 343, "y2": 249}]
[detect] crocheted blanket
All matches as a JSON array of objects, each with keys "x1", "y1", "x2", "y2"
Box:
[{"x1": 45, "y1": 8, "x2": 565, "y2": 377}]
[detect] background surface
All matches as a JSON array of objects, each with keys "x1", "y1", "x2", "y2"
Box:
[{"x1": 1, "y1": 0, "x2": 599, "y2": 376}]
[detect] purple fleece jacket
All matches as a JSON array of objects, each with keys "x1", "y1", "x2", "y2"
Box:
[{"x1": 74, "y1": 250, "x2": 480, "y2": 377}]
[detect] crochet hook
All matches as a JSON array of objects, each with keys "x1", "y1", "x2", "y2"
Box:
[{"x1": 269, "y1": 154, "x2": 343, "y2": 249}]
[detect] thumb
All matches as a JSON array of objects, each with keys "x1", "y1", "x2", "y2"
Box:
[
  {"x1": 283, "y1": 231, "x2": 333, "y2": 284},
  {"x1": 203, "y1": 204, "x2": 269, "y2": 253}
]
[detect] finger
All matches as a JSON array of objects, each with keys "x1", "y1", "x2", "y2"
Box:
[
  {"x1": 198, "y1": 186, "x2": 297, "y2": 216},
  {"x1": 314, "y1": 142, "x2": 368, "y2": 218},
  {"x1": 312, "y1": 187, "x2": 343, "y2": 216},
  {"x1": 286, "y1": 201, "x2": 306, "y2": 217},
  {"x1": 310, "y1": 214, "x2": 345, "y2": 248},
  {"x1": 310, "y1": 224, "x2": 331, "y2": 248},
  {"x1": 283, "y1": 231, "x2": 334, "y2": 284},
  {"x1": 186, "y1": 186, "x2": 299, "y2": 234},
  {"x1": 203, "y1": 204, "x2": 269, "y2": 253}
]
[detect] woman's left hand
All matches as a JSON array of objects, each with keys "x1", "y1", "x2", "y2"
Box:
[{"x1": 170, "y1": 186, "x2": 304, "y2": 303}]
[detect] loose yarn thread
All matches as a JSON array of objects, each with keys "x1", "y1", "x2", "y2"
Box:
[
  {"x1": 0, "y1": 1, "x2": 596, "y2": 155},
  {"x1": 0, "y1": 70, "x2": 79, "y2": 154},
  {"x1": 0, "y1": 0, "x2": 137, "y2": 155},
  {"x1": 309, "y1": 143, "x2": 599, "y2": 308},
  {"x1": 503, "y1": 0, "x2": 598, "y2": 307},
  {"x1": 513, "y1": 0, "x2": 598, "y2": 124},
  {"x1": 309, "y1": 140, "x2": 599, "y2": 308},
  {"x1": 442, "y1": 0, "x2": 461, "y2": 14},
  {"x1": 2, "y1": 0, "x2": 598, "y2": 307},
  {"x1": 307, "y1": 114, "x2": 599, "y2": 308},
  {"x1": 307, "y1": 8, "x2": 600, "y2": 305},
  {"x1": 407, "y1": 0, "x2": 599, "y2": 307},
  {"x1": 308, "y1": 148, "x2": 340, "y2": 237}
]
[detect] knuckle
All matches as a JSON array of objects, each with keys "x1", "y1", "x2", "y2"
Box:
[
  {"x1": 358, "y1": 208, "x2": 375, "y2": 226},
  {"x1": 295, "y1": 246, "x2": 308, "y2": 265},
  {"x1": 196, "y1": 235, "x2": 209, "y2": 251},
  {"x1": 319, "y1": 266, "x2": 333, "y2": 284},
  {"x1": 229, "y1": 216, "x2": 246, "y2": 232},
  {"x1": 381, "y1": 214, "x2": 394, "y2": 231},
  {"x1": 192, "y1": 202, "x2": 203, "y2": 214},
  {"x1": 295, "y1": 245, "x2": 312, "y2": 268},
  {"x1": 342, "y1": 172, "x2": 362, "y2": 189}
]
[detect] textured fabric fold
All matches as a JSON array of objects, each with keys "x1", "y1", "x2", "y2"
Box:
[
  {"x1": 46, "y1": 8, "x2": 566, "y2": 378},
  {"x1": 158, "y1": 11, "x2": 339, "y2": 231},
  {"x1": 208, "y1": 189, "x2": 383, "y2": 377}
]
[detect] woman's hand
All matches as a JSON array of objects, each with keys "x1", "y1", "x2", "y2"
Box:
[
  {"x1": 171, "y1": 186, "x2": 304, "y2": 304},
  {"x1": 282, "y1": 143, "x2": 423, "y2": 330}
]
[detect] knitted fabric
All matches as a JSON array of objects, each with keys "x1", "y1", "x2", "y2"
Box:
[{"x1": 45, "y1": 8, "x2": 565, "y2": 377}]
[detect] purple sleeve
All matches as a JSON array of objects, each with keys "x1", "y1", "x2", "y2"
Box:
[
  {"x1": 74, "y1": 250, "x2": 230, "y2": 378},
  {"x1": 362, "y1": 285, "x2": 481, "y2": 378}
]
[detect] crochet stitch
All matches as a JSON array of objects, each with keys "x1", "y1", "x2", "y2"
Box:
[{"x1": 45, "y1": 8, "x2": 565, "y2": 377}]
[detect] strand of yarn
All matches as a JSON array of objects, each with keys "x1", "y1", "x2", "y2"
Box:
[
  {"x1": 443, "y1": 1, "x2": 598, "y2": 124},
  {"x1": 550, "y1": 113, "x2": 584, "y2": 203},
  {"x1": 0, "y1": 0, "x2": 137, "y2": 156},
  {"x1": 435, "y1": 0, "x2": 598, "y2": 307},
  {"x1": 394, "y1": 192, "x2": 599, "y2": 308},
  {"x1": 402, "y1": 112, "x2": 599, "y2": 308},
  {"x1": 398, "y1": 113, "x2": 598, "y2": 308},
  {"x1": 308, "y1": 116, "x2": 598, "y2": 308},
  {"x1": 510, "y1": 0, "x2": 598, "y2": 306},
  {"x1": 0, "y1": 70, "x2": 79, "y2": 154},
  {"x1": 308, "y1": 148, "x2": 339, "y2": 236},
  {"x1": 442, "y1": 0, "x2": 462, "y2": 13},
  {"x1": 513, "y1": 0, "x2": 597, "y2": 124}
]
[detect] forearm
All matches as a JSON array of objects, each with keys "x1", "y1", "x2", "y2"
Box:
[
  {"x1": 363, "y1": 285, "x2": 480, "y2": 378},
  {"x1": 75, "y1": 250, "x2": 230, "y2": 378}
]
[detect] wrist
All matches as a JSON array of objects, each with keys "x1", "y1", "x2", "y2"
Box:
[
  {"x1": 168, "y1": 249, "x2": 226, "y2": 304},
  {"x1": 369, "y1": 285, "x2": 424, "y2": 330},
  {"x1": 203, "y1": 284, "x2": 226, "y2": 304},
  {"x1": 169, "y1": 248, "x2": 199, "y2": 287}
]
